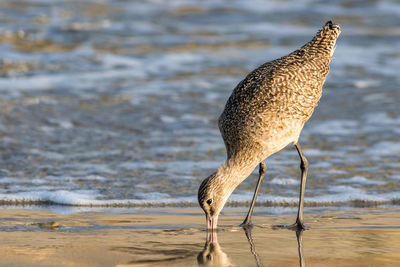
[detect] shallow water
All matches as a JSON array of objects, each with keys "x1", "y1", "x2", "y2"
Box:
[
  {"x1": 1, "y1": 208, "x2": 400, "y2": 266},
  {"x1": 0, "y1": 0, "x2": 399, "y2": 207}
]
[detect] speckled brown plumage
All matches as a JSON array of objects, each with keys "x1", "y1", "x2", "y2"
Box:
[
  {"x1": 220, "y1": 22, "x2": 338, "y2": 163},
  {"x1": 198, "y1": 21, "x2": 341, "y2": 229}
]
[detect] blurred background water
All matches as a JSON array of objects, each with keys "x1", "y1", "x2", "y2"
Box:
[{"x1": 0, "y1": 0, "x2": 399, "y2": 208}]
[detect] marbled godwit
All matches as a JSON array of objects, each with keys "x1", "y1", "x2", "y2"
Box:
[{"x1": 198, "y1": 21, "x2": 341, "y2": 230}]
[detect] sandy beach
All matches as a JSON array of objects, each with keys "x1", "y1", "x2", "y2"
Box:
[{"x1": 1, "y1": 207, "x2": 400, "y2": 266}]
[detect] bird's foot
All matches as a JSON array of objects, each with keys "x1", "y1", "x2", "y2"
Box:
[
  {"x1": 240, "y1": 219, "x2": 253, "y2": 229},
  {"x1": 288, "y1": 220, "x2": 306, "y2": 231}
]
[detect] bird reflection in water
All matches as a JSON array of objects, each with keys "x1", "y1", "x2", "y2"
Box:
[
  {"x1": 198, "y1": 227, "x2": 306, "y2": 267},
  {"x1": 242, "y1": 225, "x2": 262, "y2": 267},
  {"x1": 296, "y1": 229, "x2": 305, "y2": 267},
  {"x1": 197, "y1": 230, "x2": 233, "y2": 267}
]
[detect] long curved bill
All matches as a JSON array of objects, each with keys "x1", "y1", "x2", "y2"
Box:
[{"x1": 206, "y1": 214, "x2": 219, "y2": 230}]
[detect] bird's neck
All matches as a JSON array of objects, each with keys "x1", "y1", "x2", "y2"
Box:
[
  {"x1": 302, "y1": 33, "x2": 336, "y2": 58},
  {"x1": 215, "y1": 156, "x2": 259, "y2": 194}
]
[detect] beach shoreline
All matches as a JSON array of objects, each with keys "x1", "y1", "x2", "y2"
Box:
[{"x1": 1, "y1": 207, "x2": 400, "y2": 266}]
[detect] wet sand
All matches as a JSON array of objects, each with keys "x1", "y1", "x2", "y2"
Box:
[{"x1": 1, "y1": 207, "x2": 400, "y2": 266}]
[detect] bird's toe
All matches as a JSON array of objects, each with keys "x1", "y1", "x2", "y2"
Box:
[{"x1": 288, "y1": 221, "x2": 307, "y2": 231}]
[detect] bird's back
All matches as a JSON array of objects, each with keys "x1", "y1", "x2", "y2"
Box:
[{"x1": 218, "y1": 22, "x2": 340, "y2": 161}]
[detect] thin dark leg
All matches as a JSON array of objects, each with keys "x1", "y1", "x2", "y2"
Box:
[
  {"x1": 241, "y1": 162, "x2": 267, "y2": 226},
  {"x1": 292, "y1": 143, "x2": 309, "y2": 230}
]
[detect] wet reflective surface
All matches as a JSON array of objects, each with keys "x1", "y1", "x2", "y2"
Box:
[
  {"x1": 0, "y1": 0, "x2": 399, "y2": 207},
  {"x1": 1, "y1": 207, "x2": 400, "y2": 266}
]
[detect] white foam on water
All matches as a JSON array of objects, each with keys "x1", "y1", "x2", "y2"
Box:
[
  {"x1": 0, "y1": 190, "x2": 197, "y2": 206},
  {"x1": 232, "y1": 188, "x2": 400, "y2": 205},
  {"x1": 29, "y1": 149, "x2": 65, "y2": 160},
  {"x1": 101, "y1": 54, "x2": 142, "y2": 68},
  {"x1": 30, "y1": 178, "x2": 48, "y2": 185},
  {"x1": 181, "y1": 114, "x2": 210, "y2": 123},
  {"x1": 0, "y1": 177, "x2": 20, "y2": 184},
  {"x1": 1, "y1": 187, "x2": 400, "y2": 207},
  {"x1": 134, "y1": 192, "x2": 171, "y2": 200},
  {"x1": 353, "y1": 80, "x2": 380, "y2": 89},
  {"x1": 329, "y1": 185, "x2": 364, "y2": 194},
  {"x1": 364, "y1": 112, "x2": 400, "y2": 125},
  {"x1": 366, "y1": 142, "x2": 400, "y2": 156},
  {"x1": 311, "y1": 120, "x2": 359, "y2": 135},
  {"x1": 118, "y1": 161, "x2": 157, "y2": 170},
  {"x1": 363, "y1": 93, "x2": 388, "y2": 102},
  {"x1": 389, "y1": 175, "x2": 400, "y2": 180},
  {"x1": 160, "y1": 115, "x2": 177, "y2": 123},
  {"x1": 0, "y1": 190, "x2": 99, "y2": 205},
  {"x1": 0, "y1": 68, "x2": 147, "y2": 92},
  {"x1": 338, "y1": 176, "x2": 386, "y2": 186},
  {"x1": 326, "y1": 169, "x2": 349, "y2": 175},
  {"x1": 301, "y1": 148, "x2": 325, "y2": 157},
  {"x1": 269, "y1": 177, "x2": 298, "y2": 185},
  {"x1": 65, "y1": 163, "x2": 117, "y2": 175}
]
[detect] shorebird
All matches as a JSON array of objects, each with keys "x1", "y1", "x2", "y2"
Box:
[{"x1": 198, "y1": 21, "x2": 341, "y2": 230}]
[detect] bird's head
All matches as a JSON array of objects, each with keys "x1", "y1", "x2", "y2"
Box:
[
  {"x1": 306, "y1": 20, "x2": 341, "y2": 57},
  {"x1": 198, "y1": 173, "x2": 231, "y2": 230}
]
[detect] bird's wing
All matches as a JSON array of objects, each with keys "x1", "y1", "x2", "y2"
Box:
[{"x1": 217, "y1": 59, "x2": 280, "y2": 156}]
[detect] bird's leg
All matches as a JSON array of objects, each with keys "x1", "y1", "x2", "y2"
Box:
[
  {"x1": 241, "y1": 162, "x2": 267, "y2": 226},
  {"x1": 291, "y1": 143, "x2": 309, "y2": 230}
]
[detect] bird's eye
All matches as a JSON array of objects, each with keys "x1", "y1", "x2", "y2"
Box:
[{"x1": 206, "y1": 199, "x2": 213, "y2": 205}]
